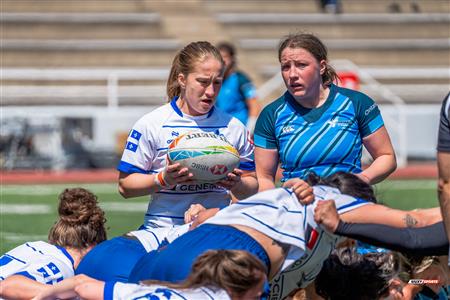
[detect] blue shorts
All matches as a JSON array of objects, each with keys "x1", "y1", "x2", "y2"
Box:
[
  {"x1": 75, "y1": 236, "x2": 146, "y2": 282},
  {"x1": 128, "y1": 224, "x2": 270, "y2": 283}
]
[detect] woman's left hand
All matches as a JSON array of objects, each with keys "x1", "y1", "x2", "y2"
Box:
[
  {"x1": 282, "y1": 178, "x2": 314, "y2": 205},
  {"x1": 215, "y1": 168, "x2": 243, "y2": 190},
  {"x1": 184, "y1": 203, "x2": 207, "y2": 224}
]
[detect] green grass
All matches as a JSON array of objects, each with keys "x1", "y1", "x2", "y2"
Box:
[
  {"x1": 0, "y1": 179, "x2": 438, "y2": 254},
  {"x1": 0, "y1": 183, "x2": 148, "y2": 254}
]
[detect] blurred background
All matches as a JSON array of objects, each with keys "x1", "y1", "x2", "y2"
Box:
[{"x1": 1, "y1": 0, "x2": 449, "y2": 171}]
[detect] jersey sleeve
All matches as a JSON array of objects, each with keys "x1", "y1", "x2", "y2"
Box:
[
  {"x1": 237, "y1": 72, "x2": 257, "y2": 100},
  {"x1": 233, "y1": 123, "x2": 256, "y2": 171},
  {"x1": 117, "y1": 116, "x2": 156, "y2": 174},
  {"x1": 352, "y1": 92, "x2": 384, "y2": 138},
  {"x1": 335, "y1": 221, "x2": 449, "y2": 256},
  {"x1": 437, "y1": 93, "x2": 450, "y2": 152},
  {"x1": 254, "y1": 103, "x2": 277, "y2": 149}
]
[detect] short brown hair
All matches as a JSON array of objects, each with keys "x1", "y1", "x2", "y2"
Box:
[
  {"x1": 278, "y1": 33, "x2": 338, "y2": 86},
  {"x1": 48, "y1": 188, "x2": 107, "y2": 249}
]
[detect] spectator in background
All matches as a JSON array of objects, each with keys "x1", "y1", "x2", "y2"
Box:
[
  {"x1": 254, "y1": 33, "x2": 397, "y2": 193},
  {"x1": 318, "y1": 0, "x2": 342, "y2": 14},
  {"x1": 216, "y1": 42, "x2": 260, "y2": 134},
  {"x1": 437, "y1": 92, "x2": 450, "y2": 266}
]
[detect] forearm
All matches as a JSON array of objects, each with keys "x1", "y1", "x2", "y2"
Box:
[
  {"x1": 258, "y1": 176, "x2": 276, "y2": 192},
  {"x1": 335, "y1": 221, "x2": 449, "y2": 256},
  {"x1": 360, "y1": 153, "x2": 396, "y2": 184},
  {"x1": 231, "y1": 173, "x2": 258, "y2": 199},
  {"x1": 0, "y1": 275, "x2": 45, "y2": 299},
  {"x1": 437, "y1": 152, "x2": 450, "y2": 243},
  {"x1": 118, "y1": 172, "x2": 158, "y2": 198},
  {"x1": 437, "y1": 179, "x2": 450, "y2": 242}
]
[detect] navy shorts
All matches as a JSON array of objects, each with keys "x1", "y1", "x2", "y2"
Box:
[
  {"x1": 128, "y1": 224, "x2": 270, "y2": 283},
  {"x1": 75, "y1": 236, "x2": 146, "y2": 282}
]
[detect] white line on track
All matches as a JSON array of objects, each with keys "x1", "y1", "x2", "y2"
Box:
[
  {"x1": 1, "y1": 232, "x2": 48, "y2": 243},
  {"x1": 0, "y1": 202, "x2": 147, "y2": 215},
  {"x1": 1, "y1": 183, "x2": 118, "y2": 195}
]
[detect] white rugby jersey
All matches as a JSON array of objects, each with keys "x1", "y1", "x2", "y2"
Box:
[
  {"x1": 203, "y1": 186, "x2": 370, "y2": 300},
  {"x1": 118, "y1": 98, "x2": 255, "y2": 228},
  {"x1": 128, "y1": 223, "x2": 191, "y2": 252},
  {"x1": 105, "y1": 282, "x2": 231, "y2": 300},
  {"x1": 270, "y1": 185, "x2": 372, "y2": 300},
  {"x1": 0, "y1": 241, "x2": 74, "y2": 284}
]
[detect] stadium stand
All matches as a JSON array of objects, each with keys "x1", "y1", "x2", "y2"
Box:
[{"x1": 1, "y1": 0, "x2": 448, "y2": 169}]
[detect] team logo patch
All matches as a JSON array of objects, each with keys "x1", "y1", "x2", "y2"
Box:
[
  {"x1": 130, "y1": 129, "x2": 142, "y2": 141},
  {"x1": 126, "y1": 141, "x2": 138, "y2": 152}
]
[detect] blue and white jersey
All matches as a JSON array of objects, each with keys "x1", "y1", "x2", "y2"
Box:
[
  {"x1": 205, "y1": 185, "x2": 369, "y2": 259},
  {"x1": 0, "y1": 241, "x2": 74, "y2": 284},
  {"x1": 254, "y1": 84, "x2": 384, "y2": 180},
  {"x1": 118, "y1": 97, "x2": 255, "y2": 228},
  {"x1": 129, "y1": 224, "x2": 191, "y2": 252},
  {"x1": 270, "y1": 185, "x2": 371, "y2": 300},
  {"x1": 105, "y1": 282, "x2": 230, "y2": 300},
  {"x1": 216, "y1": 71, "x2": 257, "y2": 125}
]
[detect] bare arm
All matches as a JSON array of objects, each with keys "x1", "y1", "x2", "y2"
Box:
[
  {"x1": 245, "y1": 97, "x2": 261, "y2": 134},
  {"x1": 0, "y1": 275, "x2": 45, "y2": 300},
  {"x1": 32, "y1": 274, "x2": 101, "y2": 300},
  {"x1": 339, "y1": 203, "x2": 441, "y2": 228},
  {"x1": 359, "y1": 126, "x2": 397, "y2": 184},
  {"x1": 437, "y1": 151, "x2": 450, "y2": 244},
  {"x1": 118, "y1": 163, "x2": 193, "y2": 198},
  {"x1": 255, "y1": 147, "x2": 279, "y2": 191}
]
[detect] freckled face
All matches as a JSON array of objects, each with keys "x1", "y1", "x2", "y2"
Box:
[
  {"x1": 280, "y1": 47, "x2": 326, "y2": 101},
  {"x1": 178, "y1": 56, "x2": 224, "y2": 116}
]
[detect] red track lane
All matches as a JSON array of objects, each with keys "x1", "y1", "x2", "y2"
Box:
[{"x1": 0, "y1": 164, "x2": 437, "y2": 185}]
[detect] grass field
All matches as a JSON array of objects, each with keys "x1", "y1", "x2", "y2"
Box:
[{"x1": 0, "y1": 179, "x2": 439, "y2": 254}]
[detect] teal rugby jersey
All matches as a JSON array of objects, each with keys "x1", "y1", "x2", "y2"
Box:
[{"x1": 254, "y1": 84, "x2": 384, "y2": 181}]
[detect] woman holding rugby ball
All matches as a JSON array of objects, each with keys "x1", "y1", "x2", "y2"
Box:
[{"x1": 117, "y1": 41, "x2": 258, "y2": 230}]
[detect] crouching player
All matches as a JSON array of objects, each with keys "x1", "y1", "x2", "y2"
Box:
[{"x1": 0, "y1": 188, "x2": 107, "y2": 300}]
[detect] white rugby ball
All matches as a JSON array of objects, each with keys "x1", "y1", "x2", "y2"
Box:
[{"x1": 167, "y1": 132, "x2": 240, "y2": 183}]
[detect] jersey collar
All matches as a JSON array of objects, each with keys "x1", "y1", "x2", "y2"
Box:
[
  {"x1": 55, "y1": 245, "x2": 75, "y2": 269},
  {"x1": 170, "y1": 96, "x2": 215, "y2": 118}
]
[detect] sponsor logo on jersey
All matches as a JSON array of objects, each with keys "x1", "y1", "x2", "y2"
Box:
[
  {"x1": 177, "y1": 183, "x2": 221, "y2": 192},
  {"x1": 327, "y1": 119, "x2": 353, "y2": 128},
  {"x1": 365, "y1": 103, "x2": 378, "y2": 116},
  {"x1": 281, "y1": 125, "x2": 295, "y2": 134}
]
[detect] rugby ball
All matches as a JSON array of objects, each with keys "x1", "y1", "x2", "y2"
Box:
[{"x1": 167, "y1": 132, "x2": 240, "y2": 183}]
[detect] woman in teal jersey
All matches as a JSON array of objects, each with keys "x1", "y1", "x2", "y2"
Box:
[{"x1": 254, "y1": 33, "x2": 396, "y2": 191}]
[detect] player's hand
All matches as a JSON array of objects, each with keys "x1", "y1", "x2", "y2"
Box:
[
  {"x1": 215, "y1": 168, "x2": 243, "y2": 190},
  {"x1": 184, "y1": 203, "x2": 207, "y2": 224},
  {"x1": 161, "y1": 162, "x2": 194, "y2": 186},
  {"x1": 282, "y1": 178, "x2": 314, "y2": 205},
  {"x1": 190, "y1": 208, "x2": 220, "y2": 230},
  {"x1": 314, "y1": 200, "x2": 340, "y2": 233}
]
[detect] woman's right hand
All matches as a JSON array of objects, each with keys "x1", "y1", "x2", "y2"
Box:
[
  {"x1": 158, "y1": 162, "x2": 194, "y2": 187},
  {"x1": 282, "y1": 178, "x2": 314, "y2": 205},
  {"x1": 314, "y1": 200, "x2": 340, "y2": 233}
]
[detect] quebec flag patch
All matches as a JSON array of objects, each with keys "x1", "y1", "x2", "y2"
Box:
[
  {"x1": 130, "y1": 129, "x2": 142, "y2": 141},
  {"x1": 126, "y1": 141, "x2": 138, "y2": 152}
]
